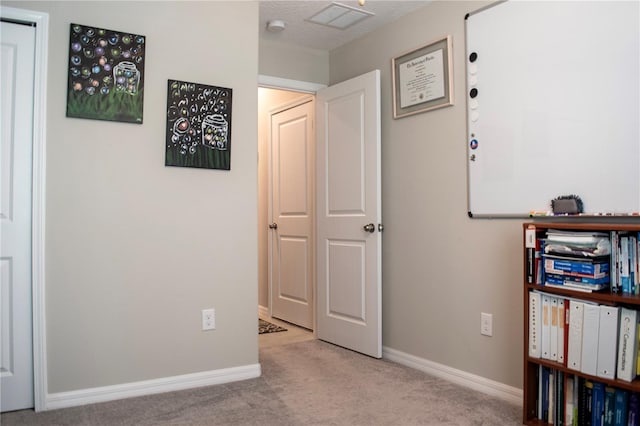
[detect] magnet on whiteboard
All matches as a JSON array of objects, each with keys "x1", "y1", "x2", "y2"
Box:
[
  {"x1": 468, "y1": 75, "x2": 478, "y2": 86},
  {"x1": 470, "y1": 139, "x2": 479, "y2": 149},
  {"x1": 471, "y1": 111, "x2": 479, "y2": 122},
  {"x1": 469, "y1": 64, "x2": 478, "y2": 74},
  {"x1": 469, "y1": 99, "x2": 478, "y2": 109}
]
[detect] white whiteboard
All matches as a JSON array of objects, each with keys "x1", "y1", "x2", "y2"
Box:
[{"x1": 465, "y1": 1, "x2": 639, "y2": 217}]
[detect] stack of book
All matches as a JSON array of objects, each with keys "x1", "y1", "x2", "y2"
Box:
[{"x1": 543, "y1": 230, "x2": 611, "y2": 293}]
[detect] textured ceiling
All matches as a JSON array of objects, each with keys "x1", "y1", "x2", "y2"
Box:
[{"x1": 259, "y1": 1, "x2": 431, "y2": 51}]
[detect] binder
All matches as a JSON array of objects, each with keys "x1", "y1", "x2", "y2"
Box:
[
  {"x1": 616, "y1": 307, "x2": 638, "y2": 382},
  {"x1": 529, "y1": 291, "x2": 542, "y2": 358},
  {"x1": 596, "y1": 305, "x2": 619, "y2": 379},
  {"x1": 550, "y1": 297, "x2": 559, "y2": 361},
  {"x1": 542, "y1": 294, "x2": 552, "y2": 360},
  {"x1": 581, "y1": 303, "x2": 601, "y2": 376},
  {"x1": 558, "y1": 298, "x2": 568, "y2": 365},
  {"x1": 568, "y1": 300, "x2": 585, "y2": 371}
]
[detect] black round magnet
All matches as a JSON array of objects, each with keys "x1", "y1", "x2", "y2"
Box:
[
  {"x1": 470, "y1": 88, "x2": 478, "y2": 98},
  {"x1": 469, "y1": 52, "x2": 478, "y2": 63}
]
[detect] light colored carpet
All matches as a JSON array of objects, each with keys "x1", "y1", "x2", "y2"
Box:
[{"x1": 1, "y1": 340, "x2": 522, "y2": 425}]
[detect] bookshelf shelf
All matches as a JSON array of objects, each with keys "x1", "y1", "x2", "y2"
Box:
[{"x1": 522, "y1": 222, "x2": 640, "y2": 425}]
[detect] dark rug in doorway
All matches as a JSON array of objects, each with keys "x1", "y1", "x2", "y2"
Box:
[{"x1": 259, "y1": 319, "x2": 287, "y2": 334}]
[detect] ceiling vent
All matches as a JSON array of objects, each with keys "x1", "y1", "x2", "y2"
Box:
[{"x1": 306, "y1": 2, "x2": 375, "y2": 30}]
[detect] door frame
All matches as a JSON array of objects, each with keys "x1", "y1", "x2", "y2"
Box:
[
  {"x1": 266, "y1": 94, "x2": 315, "y2": 330},
  {"x1": 0, "y1": 6, "x2": 49, "y2": 412},
  {"x1": 259, "y1": 75, "x2": 326, "y2": 335}
]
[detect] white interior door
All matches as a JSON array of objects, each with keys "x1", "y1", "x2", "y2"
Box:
[
  {"x1": 316, "y1": 70, "x2": 382, "y2": 358},
  {"x1": 1, "y1": 20, "x2": 35, "y2": 412},
  {"x1": 269, "y1": 100, "x2": 314, "y2": 329}
]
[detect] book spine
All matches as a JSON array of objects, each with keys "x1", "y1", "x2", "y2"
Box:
[
  {"x1": 621, "y1": 235, "x2": 631, "y2": 294},
  {"x1": 604, "y1": 386, "x2": 616, "y2": 426},
  {"x1": 592, "y1": 382, "x2": 605, "y2": 426},
  {"x1": 628, "y1": 392, "x2": 638, "y2": 426},
  {"x1": 542, "y1": 366, "x2": 550, "y2": 421},
  {"x1": 566, "y1": 375, "x2": 575, "y2": 425},
  {"x1": 611, "y1": 231, "x2": 619, "y2": 293},
  {"x1": 549, "y1": 371, "x2": 555, "y2": 424},
  {"x1": 585, "y1": 379, "x2": 593, "y2": 426},
  {"x1": 557, "y1": 370, "x2": 565, "y2": 425},
  {"x1": 635, "y1": 232, "x2": 640, "y2": 294},
  {"x1": 630, "y1": 235, "x2": 637, "y2": 295},
  {"x1": 613, "y1": 388, "x2": 628, "y2": 426},
  {"x1": 527, "y1": 246, "x2": 535, "y2": 284}
]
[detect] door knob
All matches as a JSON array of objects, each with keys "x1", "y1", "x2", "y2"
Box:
[
  {"x1": 363, "y1": 223, "x2": 375, "y2": 233},
  {"x1": 269, "y1": 223, "x2": 278, "y2": 229}
]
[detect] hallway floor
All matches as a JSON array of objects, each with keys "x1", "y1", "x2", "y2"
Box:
[{"x1": 258, "y1": 315, "x2": 314, "y2": 349}]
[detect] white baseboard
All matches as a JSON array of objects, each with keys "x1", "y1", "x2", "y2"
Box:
[
  {"x1": 45, "y1": 363, "x2": 261, "y2": 411},
  {"x1": 258, "y1": 305, "x2": 269, "y2": 318},
  {"x1": 382, "y1": 346, "x2": 522, "y2": 406}
]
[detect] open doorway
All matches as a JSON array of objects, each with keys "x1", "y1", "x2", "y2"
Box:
[
  {"x1": 258, "y1": 86, "x2": 316, "y2": 347},
  {"x1": 257, "y1": 71, "x2": 382, "y2": 358}
]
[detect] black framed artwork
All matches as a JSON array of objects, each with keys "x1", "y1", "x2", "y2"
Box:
[
  {"x1": 66, "y1": 23, "x2": 146, "y2": 123},
  {"x1": 165, "y1": 79, "x2": 232, "y2": 170}
]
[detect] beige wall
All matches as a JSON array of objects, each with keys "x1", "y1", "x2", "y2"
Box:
[
  {"x1": 330, "y1": 1, "x2": 524, "y2": 388},
  {"x1": 257, "y1": 88, "x2": 311, "y2": 309},
  {"x1": 6, "y1": 1, "x2": 259, "y2": 393},
  {"x1": 259, "y1": 40, "x2": 329, "y2": 85}
]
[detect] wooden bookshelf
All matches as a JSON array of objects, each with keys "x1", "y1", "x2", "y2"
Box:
[{"x1": 522, "y1": 222, "x2": 640, "y2": 425}]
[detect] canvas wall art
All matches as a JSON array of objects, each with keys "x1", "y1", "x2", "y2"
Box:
[
  {"x1": 66, "y1": 23, "x2": 146, "y2": 123},
  {"x1": 165, "y1": 80, "x2": 232, "y2": 170}
]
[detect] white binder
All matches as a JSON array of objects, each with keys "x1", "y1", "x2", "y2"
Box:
[
  {"x1": 567, "y1": 300, "x2": 584, "y2": 371},
  {"x1": 541, "y1": 294, "x2": 552, "y2": 360},
  {"x1": 529, "y1": 291, "x2": 542, "y2": 358},
  {"x1": 616, "y1": 307, "x2": 638, "y2": 382},
  {"x1": 596, "y1": 305, "x2": 619, "y2": 379},
  {"x1": 581, "y1": 303, "x2": 601, "y2": 376},
  {"x1": 550, "y1": 297, "x2": 559, "y2": 361},
  {"x1": 558, "y1": 298, "x2": 567, "y2": 365}
]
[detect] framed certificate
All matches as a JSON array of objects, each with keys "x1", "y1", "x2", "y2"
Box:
[{"x1": 392, "y1": 35, "x2": 453, "y2": 119}]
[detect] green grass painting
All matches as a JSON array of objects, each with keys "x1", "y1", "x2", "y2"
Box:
[{"x1": 66, "y1": 88, "x2": 144, "y2": 123}]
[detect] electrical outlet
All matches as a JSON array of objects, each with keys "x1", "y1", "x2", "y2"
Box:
[
  {"x1": 481, "y1": 312, "x2": 493, "y2": 337},
  {"x1": 202, "y1": 308, "x2": 215, "y2": 331}
]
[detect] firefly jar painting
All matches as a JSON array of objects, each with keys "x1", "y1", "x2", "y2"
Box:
[
  {"x1": 165, "y1": 80, "x2": 233, "y2": 170},
  {"x1": 66, "y1": 23, "x2": 146, "y2": 123}
]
